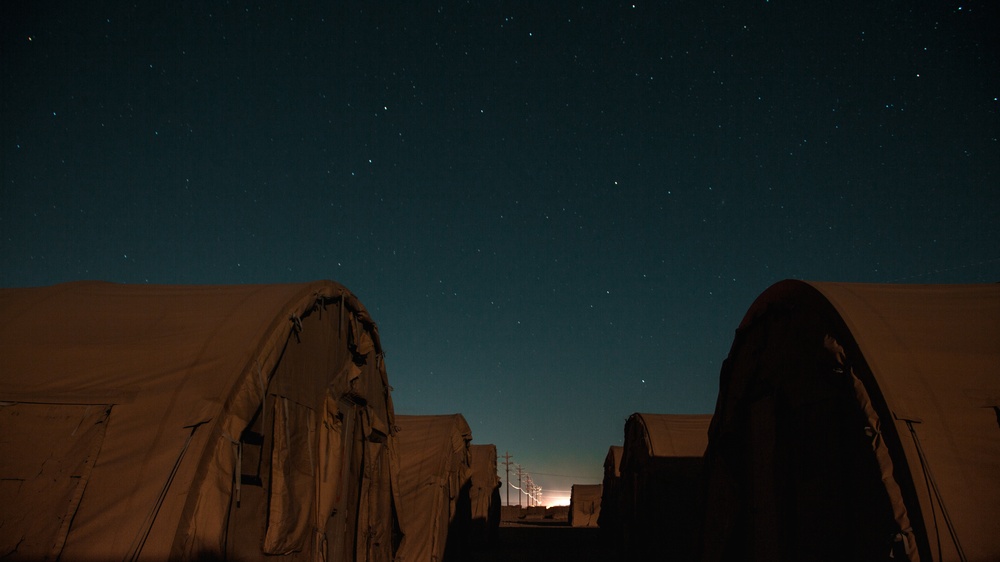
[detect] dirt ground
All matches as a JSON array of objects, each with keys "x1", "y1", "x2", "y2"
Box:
[{"x1": 466, "y1": 521, "x2": 621, "y2": 562}]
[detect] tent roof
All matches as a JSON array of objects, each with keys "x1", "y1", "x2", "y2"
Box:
[
  {"x1": 625, "y1": 413, "x2": 712, "y2": 459},
  {"x1": 0, "y1": 280, "x2": 383, "y2": 403},
  {"x1": 394, "y1": 414, "x2": 472, "y2": 481},
  {"x1": 571, "y1": 484, "x2": 603, "y2": 498},
  {"x1": 604, "y1": 445, "x2": 624, "y2": 478},
  {"x1": 733, "y1": 280, "x2": 1000, "y2": 561},
  {"x1": 470, "y1": 444, "x2": 499, "y2": 491},
  {"x1": 792, "y1": 281, "x2": 996, "y2": 424}
]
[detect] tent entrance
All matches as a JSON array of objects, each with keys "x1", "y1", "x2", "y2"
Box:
[{"x1": 0, "y1": 402, "x2": 111, "y2": 560}]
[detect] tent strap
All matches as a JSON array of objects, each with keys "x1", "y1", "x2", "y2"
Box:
[
  {"x1": 125, "y1": 421, "x2": 206, "y2": 562},
  {"x1": 231, "y1": 436, "x2": 242, "y2": 507},
  {"x1": 905, "y1": 420, "x2": 967, "y2": 562}
]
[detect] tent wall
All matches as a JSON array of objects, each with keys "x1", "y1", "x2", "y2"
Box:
[
  {"x1": 0, "y1": 281, "x2": 395, "y2": 562},
  {"x1": 619, "y1": 413, "x2": 710, "y2": 561},
  {"x1": 597, "y1": 445, "x2": 623, "y2": 536},
  {"x1": 468, "y1": 444, "x2": 501, "y2": 546},
  {"x1": 569, "y1": 484, "x2": 603, "y2": 528},
  {"x1": 392, "y1": 414, "x2": 472, "y2": 562},
  {"x1": 701, "y1": 280, "x2": 1000, "y2": 562}
]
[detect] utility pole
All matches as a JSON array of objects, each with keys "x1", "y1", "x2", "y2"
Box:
[
  {"x1": 525, "y1": 475, "x2": 534, "y2": 507},
  {"x1": 501, "y1": 452, "x2": 513, "y2": 506},
  {"x1": 515, "y1": 464, "x2": 524, "y2": 507}
]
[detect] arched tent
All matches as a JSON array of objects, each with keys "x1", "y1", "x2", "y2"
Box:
[
  {"x1": 468, "y1": 444, "x2": 501, "y2": 545},
  {"x1": 392, "y1": 414, "x2": 473, "y2": 562},
  {"x1": 620, "y1": 413, "x2": 711, "y2": 561},
  {"x1": 569, "y1": 484, "x2": 603, "y2": 528},
  {"x1": 701, "y1": 280, "x2": 1000, "y2": 562},
  {"x1": 597, "y1": 445, "x2": 623, "y2": 536},
  {"x1": 0, "y1": 280, "x2": 395, "y2": 561}
]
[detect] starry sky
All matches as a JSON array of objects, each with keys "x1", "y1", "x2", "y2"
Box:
[{"x1": 2, "y1": 1, "x2": 998, "y2": 505}]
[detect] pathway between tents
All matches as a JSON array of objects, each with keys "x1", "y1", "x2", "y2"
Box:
[{"x1": 467, "y1": 522, "x2": 621, "y2": 562}]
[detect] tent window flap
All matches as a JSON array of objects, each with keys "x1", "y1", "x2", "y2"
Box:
[{"x1": 0, "y1": 402, "x2": 111, "y2": 559}]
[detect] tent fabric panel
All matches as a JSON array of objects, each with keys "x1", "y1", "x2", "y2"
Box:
[
  {"x1": 618, "y1": 411, "x2": 712, "y2": 525},
  {"x1": 597, "y1": 445, "x2": 624, "y2": 534},
  {"x1": 468, "y1": 444, "x2": 500, "y2": 545},
  {"x1": 0, "y1": 282, "x2": 315, "y2": 401},
  {"x1": 812, "y1": 282, "x2": 999, "y2": 424},
  {"x1": 337, "y1": 312, "x2": 395, "y2": 441},
  {"x1": 392, "y1": 414, "x2": 472, "y2": 562},
  {"x1": 356, "y1": 438, "x2": 395, "y2": 562},
  {"x1": 895, "y1": 413, "x2": 1000, "y2": 562},
  {"x1": 0, "y1": 403, "x2": 110, "y2": 560},
  {"x1": 631, "y1": 413, "x2": 712, "y2": 459},
  {"x1": 272, "y1": 297, "x2": 354, "y2": 413},
  {"x1": 263, "y1": 397, "x2": 317, "y2": 554},
  {"x1": 315, "y1": 394, "x2": 345, "y2": 561},
  {"x1": 811, "y1": 281, "x2": 1000, "y2": 562},
  {"x1": 57, "y1": 401, "x2": 216, "y2": 561},
  {"x1": 468, "y1": 445, "x2": 499, "y2": 525},
  {"x1": 569, "y1": 484, "x2": 602, "y2": 528},
  {"x1": 605, "y1": 445, "x2": 623, "y2": 478},
  {"x1": 318, "y1": 395, "x2": 398, "y2": 562},
  {"x1": 339, "y1": 321, "x2": 396, "y2": 562}
]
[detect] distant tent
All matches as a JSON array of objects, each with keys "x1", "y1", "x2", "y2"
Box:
[
  {"x1": 569, "y1": 484, "x2": 603, "y2": 528},
  {"x1": 392, "y1": 414, "x2": 473, "y2": 562},
  {"x1": 468, "y1": 444, "x2": 501, "y2": 545},
  {"x1": 701, "y1": 280, "x2": 1000, "y2": 562},
  {"x1": 620, "y1": 413, "x2": 711, "y2": 561},
  {"x1": 597, "y1": 445, "x2": 624, "y2": 536},
  {"x1": 0, "y1": 280, "x2": 396, "y2": 561}
]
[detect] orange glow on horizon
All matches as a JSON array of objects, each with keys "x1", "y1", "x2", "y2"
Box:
[{"x1": 545, "y1": 494, "x2": 571, "y2": 507}]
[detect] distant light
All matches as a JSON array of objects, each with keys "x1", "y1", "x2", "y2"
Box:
[{"x1": 545, "y1": 494, "x2": 571, "y2": 507}]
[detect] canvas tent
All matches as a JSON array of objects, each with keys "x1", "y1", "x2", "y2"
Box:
[
  {"x1": 598, "y1": 445, "x2": 624, "y2": 536},
  {"x1": 468, "y1": 444, "x2": 501, "y2": 545},
  {"x1": 569, "y1": 484, "x2": 603, "y2": 528},
  {"x1": 0, "y1": 280, "x2": 396, "y2": 561},
  {"x1": 392, "y1": 414, "x2": 473, "y2": 562},
  {"x1": 620, "y1": 413, "x2": 711, "y2": 561},
  {"x1": 701, "y1": 280, "x2": 1000, "y2": 562}
]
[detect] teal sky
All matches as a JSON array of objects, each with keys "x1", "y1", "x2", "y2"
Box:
[{"x1": 3, "y1": 0, "x2": 998, "y2": 504}]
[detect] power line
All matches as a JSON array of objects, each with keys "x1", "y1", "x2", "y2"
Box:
[{"x1": 526, "y1": 471, "x2": 595, "y2": 479}]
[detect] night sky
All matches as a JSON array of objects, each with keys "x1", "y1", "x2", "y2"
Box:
[{"x1": 2, "y1": 1, "x2": 998, "y2": 505}]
